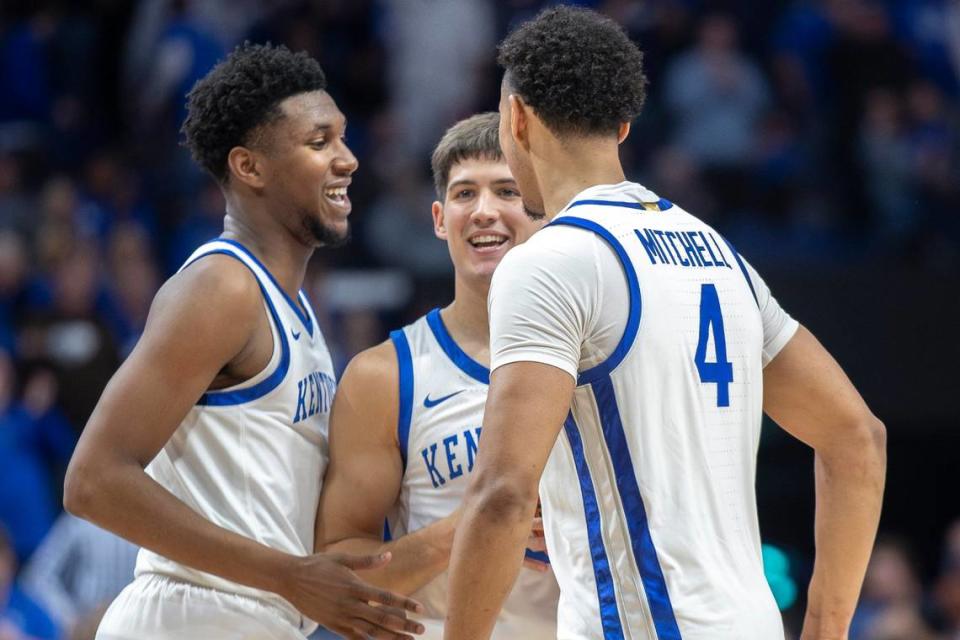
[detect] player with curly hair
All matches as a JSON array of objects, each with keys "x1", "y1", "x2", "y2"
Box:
[
  {"x1": 445, "y1": 6, "x2": 885, "y2": 639},
  {"x1": 64, "y1": 43, "x2": 424, "y2": 640}
]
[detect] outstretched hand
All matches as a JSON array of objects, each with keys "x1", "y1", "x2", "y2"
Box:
[{"x1": 281, "y1": 551, "x2": 425, "y2": 640}]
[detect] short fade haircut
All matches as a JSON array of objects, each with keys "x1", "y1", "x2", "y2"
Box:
[
  {"x1": 497, "y1": 6, "x2": 647, "y2": 136},
  {"x1": 182, "y1": 42, "x2": 327, "y2": 183},
  {"x1": 430, "y1": 112, "x2": 503, "y2": 199}
]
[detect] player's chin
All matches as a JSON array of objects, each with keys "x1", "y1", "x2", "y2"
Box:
[{"x1": 308, "y1": 217, "x2": 350, "y2": 248}]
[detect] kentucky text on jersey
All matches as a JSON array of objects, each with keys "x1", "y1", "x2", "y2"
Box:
[
  {"x1": 293, "y1": 370, "x2": 336, "y2": 423},
  {"x1": 420, "y1": 426, "x2": 482, "y2": 488},
  {"x1": 635, "y1": 227, "x2": 734, "y2": 269}
]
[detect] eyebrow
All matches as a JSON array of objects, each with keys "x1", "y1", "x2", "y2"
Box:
[
  {"x1": 447, "y1": 177, "x2": 517, "y2": 191},
  {"x1": 307, "y1": 120, "x2": 347, "y2": 134}
]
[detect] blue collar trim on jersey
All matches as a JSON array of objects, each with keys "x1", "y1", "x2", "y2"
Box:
[
  {"x1": 566, "y1": 198, "x2": 673, "y2": 212},
  {"x1": 426, "y1": 308, "x2": 490, "y2": 385},
  {"x1": 217, "y1": 238, "x2": 315, "y2": 337}
]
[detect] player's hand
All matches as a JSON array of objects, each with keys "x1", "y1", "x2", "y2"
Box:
[
  {"x1": 280, "y1": 551, "x2": 425, "y2": 639},
  {"x1": 523, "y1": 516, "x2": 550, "y2": 573}
]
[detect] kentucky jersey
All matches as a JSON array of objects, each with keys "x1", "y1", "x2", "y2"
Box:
[
  {"x1": 136, "y1": 239, "x2": 335, "y2": 634},
  {"x1": 387, "y1": 310, "x2": 559, "y2": 639},
  {"x1": 488, "y1": 182, "x2": 799, "y2": 639}
]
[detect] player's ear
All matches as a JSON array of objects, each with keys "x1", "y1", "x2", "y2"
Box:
[
  {"x1": 432, "y1": 200, "x2": 447, "y2": 240},
  {"x1": 509, "y1": 94, "x2": 530, "y2": 152},
  {"x1": 227, "y1": 146, "x2": 266, "y2": 189},
  {"x1": 618, "y1": 122, "x2": 631, "y2": 144}
]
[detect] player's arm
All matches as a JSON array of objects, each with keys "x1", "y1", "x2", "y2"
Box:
[
  {"x1": 315, "y1": 342, "x2": 459, "y2": 595},
  {"x1": 763, "y1": 326, "x2": 886, "y2": 640},
  {"x1": 445, "y1": 234, "x2": 590, "y2": 640},
  {"x1": 64, "y1": 257, "x2": 423, "y2": 639},
  {"x1": 444, "y1": 362, "x2": 573, "y2": 640}
]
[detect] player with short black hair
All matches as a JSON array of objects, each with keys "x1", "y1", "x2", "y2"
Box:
[
  {"x1": 65, "y1": 43, "x2": 424, "y2": 640},
  {"x1": 445, "y1": 7, "x2": 886, "y2": 639}
]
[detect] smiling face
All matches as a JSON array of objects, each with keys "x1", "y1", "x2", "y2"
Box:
[
  {"x1": 433, "y1": 157, "x2": 544, "y2": 285},
  {"x1": 259, "y1": 90, "x2": 358, "y2": 247}
]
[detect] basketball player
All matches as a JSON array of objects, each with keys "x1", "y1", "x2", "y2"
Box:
[
  {"x1": 63, "y1": 44, "x2": 423, "y2": 640},
  {"x1": 445, "y1": 7, "x2": 886, "y2": 640},
  {"x1": 315, "y1": 113, "x2": 559, "y2": 639}
]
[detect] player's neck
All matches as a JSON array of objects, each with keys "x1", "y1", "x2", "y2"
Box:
[
  {"x1": 441, "y1": 278, "x2": 490, "y2": 367},
  {"x1": 533, "y1": 140, "x2": 626, "y2": 219},
  {"x1": 221, "y1": 203, "x2": 313, "y2": 299}
]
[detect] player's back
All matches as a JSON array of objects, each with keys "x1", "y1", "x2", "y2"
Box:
[
  {"x1": 387, "y1": 310, "x2": 559, "y2": 639},
  {"x1": 494, "y1": 182, "x2": 793, "y2": 639}
]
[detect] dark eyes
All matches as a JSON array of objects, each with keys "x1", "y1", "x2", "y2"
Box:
[
  {"x1": 454, "y1": 188, "x2": 519, "y2": 200},
  {"x1": 309, "y1": 134, "x2": 347, "y2": 150}
]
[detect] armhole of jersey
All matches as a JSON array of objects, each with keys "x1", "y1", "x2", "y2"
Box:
[
  {"x1": 721, "y1": 236, "x2": 760, "y2": 308},
  {"x1": 547, "y1": 217, "x2": 642, "y2": 387},
  {"x1": 183, "y1": 249, "x2": 292, "y2": 407},
  {"x1": 389, "y1": 329, "x2": 414, "y2": 471}
]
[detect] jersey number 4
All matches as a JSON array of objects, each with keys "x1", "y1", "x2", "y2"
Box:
[{"x1": 694, "y1": 283, "x2": 733, "y2": 407}]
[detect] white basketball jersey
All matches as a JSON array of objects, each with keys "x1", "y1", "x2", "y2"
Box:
[
  {"x1": 539, "y1": 190, "x2": 785, "y2": 639},
  {"x1": 387, "y1": 310, "x2": 559, "y2": 639},
  {"x1": 136, "y1": 239, "x2": 335, "y2": 634}
]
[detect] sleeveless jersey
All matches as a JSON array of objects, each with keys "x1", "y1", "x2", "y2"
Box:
[
  {"x1": 136, "y1": 239, "x2": 336, "y2": 634},
  {"x1": 490, "y1": 183, "x2": 792, "y2": 639},
  {"x1": 387, "y1": 309, "x2": 559, "y2": 639}
]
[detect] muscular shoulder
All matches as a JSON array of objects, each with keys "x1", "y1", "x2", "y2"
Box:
[
  {"x1": 331, "y1": 339, "x2": 400, "y2": 444},
  {"x1": 140, "y1": 254, "x2": 263, "y2": 362}
]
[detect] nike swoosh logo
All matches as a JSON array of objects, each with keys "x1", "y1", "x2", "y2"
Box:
[
  {"x1": 423, "y1": 390, "x2": 464, "y2": 408},
  {"x1": 292, "y1": 330, "x2": 301, "y2": 340}
]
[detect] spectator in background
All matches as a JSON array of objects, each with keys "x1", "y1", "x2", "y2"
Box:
[
  {"x1": 382, "y1": 0, "x2": 496, "y2": 158},
  {"x1": 891, "y1": 0, "x2": 960, "y2": 97},
  {"x1": 0, "y1": 232, "x2": 29, "y2": 352},
  {"x1": 825, "y1": 0, "x2": 914, "y2": 225},
  {"x1": 903, "y1": 81, "x2": 959, "y2": 242},
  {"x1": 0, "y1": 155, "x2": 33, "y2": 237},
  {"x1": 0, "y1": 350, "x2": 74, "y2": 563},
  {"x1": 20, "y1": 512, "x2": 138, "y2": 635},
  {"x1": 76, "y1": 150, "x2": 156, "y2": 243},
  {"x1": 858, "y1": 90, "x2": 915, "y2": 240},
  {"x1": 19, "y1": 241, "x2": 119, "y2": 433},
  {"x1": 850, "y1": 537, "x2": 937, "y2": 640},
  {"x1": 0, "y1": 526, "x2": 58, "y2": 640},
  {"x1": 104, "y1": 224, "x2": 159, "y2": 357},
  {"x1": 662, "y1": 13, "x2": 770, "y2": 216}
]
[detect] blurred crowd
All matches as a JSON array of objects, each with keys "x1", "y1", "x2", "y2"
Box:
[{"x1": 0, "y1": 0, "x2": 957, "y2": 638}]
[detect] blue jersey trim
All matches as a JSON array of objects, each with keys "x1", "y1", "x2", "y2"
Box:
[
  {"x1": 721, "y1": 237, "x2": 759, "y2": 308},
  {"x1": 567, "y1": 198, "x2": 674, "y2": 212},
  {"x1": 298, "y1": 289, "x2": 321, "y2": 338},
  {"x1": 591, "y1": 375, "x2": 682, "y2": 639},
  {"x1": 563, "y1": 413, "x2": 624, "y2": 639},
  {"x1": 217, "y1": 238, "x2": 315, "y2": 337},
  {"x1": 185, "y1": 249, "x2": 291, "y2": 407},
  {"x1": 547, "y1": 217, "x2": 642, "y2": 386},
  {"x1": 389, "y1": 329, "x2": 414, "y2": 470},
  {"x1": 425, "y1": 308, "x2": 490, "y2": 385}
]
